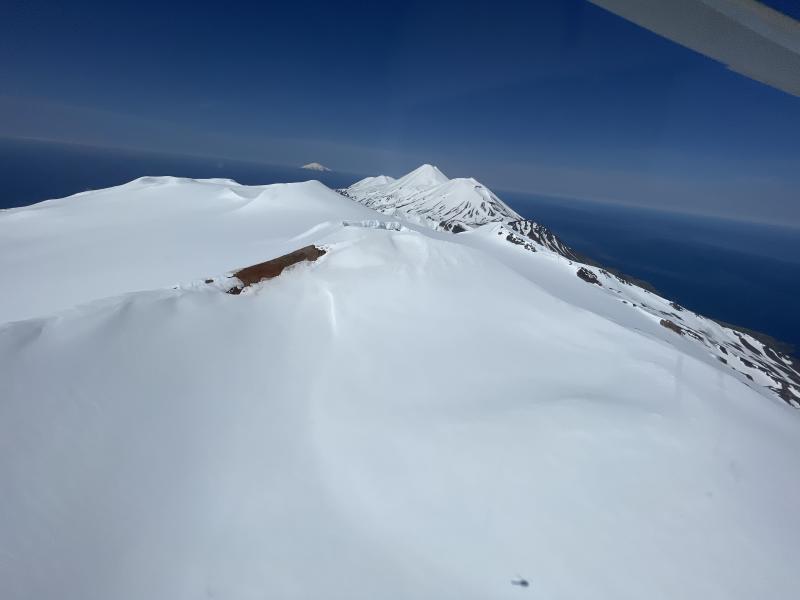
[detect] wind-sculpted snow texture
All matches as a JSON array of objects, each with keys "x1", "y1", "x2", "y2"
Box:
[{"x1": 1, "y1": 172, "x2": 799, "y2": 600}]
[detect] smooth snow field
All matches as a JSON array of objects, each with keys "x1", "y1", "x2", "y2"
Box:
[{"x1": 1, "y1": 175, "x2": 799, "y2": 600}]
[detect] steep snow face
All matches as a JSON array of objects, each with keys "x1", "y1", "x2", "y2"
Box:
[
  {"x1": 398, "y1": 178, "x2": 522, "y2": 230},
  {"x1": 1, "y1": 177, "x2": 800, "y2": 600}
]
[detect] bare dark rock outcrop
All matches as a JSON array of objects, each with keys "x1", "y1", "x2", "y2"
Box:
[
  {"x1": 577, "y1": 267, "x2": 601, "y2": 285},
  {"x1": 660, "y1": 319, "x2": 684, "y2": 335},
  {"x1": 737, "y1": 334, "x2": 762, "y2": 356},
  {"x1": 440, "y1": 221, "x2": 467, "y2": 233},
  {"x1": 507, "y1": 219, "x2": 578, "y2": 260},
  {"x1": 658, "y1": 318, "x2": 800, "y2": 407},
  {"x1": 504, "y1": 232, "x2": 537, "y2": 252},
  {"x1": 224, "y1": 245, "x2": 326, "y2": 295}
]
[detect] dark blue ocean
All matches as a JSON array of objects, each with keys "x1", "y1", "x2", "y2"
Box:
[{"x1": 2, "y1": 138, "x2": 798, "y2": 352}]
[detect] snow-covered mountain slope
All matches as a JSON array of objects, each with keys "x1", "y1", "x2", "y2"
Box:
[
  {"x1": 0, "y1": 176, "x2": 377, "y2": 323},
  {"x1": 1, "y1": 176, "x2": 799, "y2": 600},
  {"x1": 342, "y1": 165, "x2": 800, "y2": 405},
  {"x1": 460, "y1": 222, "x2": 800, "y2": 407}
]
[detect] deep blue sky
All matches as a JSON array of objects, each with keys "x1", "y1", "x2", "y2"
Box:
[{"x1": 1, "y1": 0, "x2": 798, "y2": 225}]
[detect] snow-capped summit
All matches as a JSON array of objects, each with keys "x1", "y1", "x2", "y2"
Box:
[
  {"x1": 301, "y1": 162, "x2": 332, "y2": 172},
  {"x1": 399, "y1": 176, "x2": 522, "y2": 231},
  {"x1": 342, "y1": 164, "x2": 522, "y2": 232},
  {"x1": 391, "y1": 163, "x2": 450, "y2": 188},
  {"x1": 343, "y1": 164, "x2": 517, "y2": 235},
  {"x1": 348, "y1": 174, "x2": 396, "y2": 191}
]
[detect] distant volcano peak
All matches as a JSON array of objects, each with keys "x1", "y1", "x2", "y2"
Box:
[{"x1": 301, "y1": 162, "x2": 332, "y2": 172}]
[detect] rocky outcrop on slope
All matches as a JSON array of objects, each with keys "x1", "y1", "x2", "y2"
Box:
[
  {"x1": 341, "y1": 165, "x2": 522, "y2": 234},
  {"x1": 571, "y1": 265, "x2": 800, "y2": 408},
  {"x1": 506, "y1": 219, "x2": 581, "y2": 260}
]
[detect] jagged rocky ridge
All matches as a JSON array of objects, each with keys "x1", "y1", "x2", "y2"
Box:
[{"x1": 342, "y1": 165, "x2": 800, "y2": 407}]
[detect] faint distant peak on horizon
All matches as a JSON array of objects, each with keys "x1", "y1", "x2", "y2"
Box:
[{"x1": 301, "y1": 162, "x2": 332, "y2": 172}]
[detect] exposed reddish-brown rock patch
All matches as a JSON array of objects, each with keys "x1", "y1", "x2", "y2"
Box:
[{"x1": 225, "y1": 245, "x2": 326, "y2": 295}]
